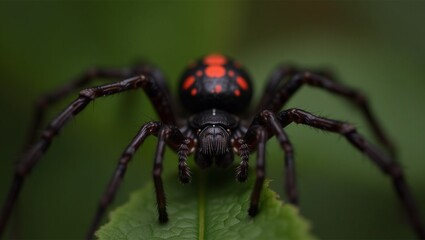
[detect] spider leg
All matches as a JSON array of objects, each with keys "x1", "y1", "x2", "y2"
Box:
[
  {"x1": 86, "y1": 123, "x2": 191, "y2": 239},
  {"x1": 276, "y1": 108, "x2": 425, "y2": 239},
  {"x1": 0, "y1": 74, "x2": 176, "y2": 236},
  {"x1": 255, "y1": 65, "x2": 296, "y2": 113},
  {"x1": 259, "y1": 111, "x2": 298, "y2": 205},
  {"x1": 255, "y1": 65, "x2": 339, "y2": 114},
  {"x1": 152, "y1": 125, "x2": 188, "y2": 223},
  {"x1": 244, "y1": 111, "x2": 298, "y2": 207},
  {"x1": 23, "y1": 65, "x2": 174, "y2": 149},
  {"x1": 260, "y1": 70, "x2": 396, "y2": 157},
  {"x1": 153, "y1": 127, "x2": 169, "y2": 223},
  {"x1": 243, "y1": 126, "x2": 267, "y2": 216},
  {"x1": 86, "y1": 121, "x2": 161, "y2": 239}
]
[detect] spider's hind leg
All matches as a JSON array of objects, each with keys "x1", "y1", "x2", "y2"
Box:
[{"x1": 258, "y1": 67, "x2": 396, "y2": 157}]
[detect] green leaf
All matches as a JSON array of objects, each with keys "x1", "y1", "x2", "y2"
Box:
[{"x1": 96, "y1": 168, "x2": 315, "y2": 240}]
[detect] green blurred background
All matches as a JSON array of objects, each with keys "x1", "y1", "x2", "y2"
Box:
[{"x1": 1, "y1": 1, "x2": 424, "y2": 239}]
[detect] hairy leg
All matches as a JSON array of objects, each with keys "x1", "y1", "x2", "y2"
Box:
[
  {"x1": 0, "y1": 74, "x2": 176, "y2": 236},
  {"x1": 259, "y1": 69, "x2": 395, "y2": 156},
  {"x1": 86, "y1": 121, "x2": 161, "y2": 239},
  {"x1": 277, "y1": 108, "x2": 424, "y2": 238}
]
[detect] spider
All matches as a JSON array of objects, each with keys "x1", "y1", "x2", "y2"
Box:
[{"x1": 0, "y1": 54, "x2": 424, "y2": 239}]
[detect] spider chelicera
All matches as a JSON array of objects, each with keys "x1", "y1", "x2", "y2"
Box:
[{"x1": 0, "y1": 54, "x2": 424, "y2": 239}]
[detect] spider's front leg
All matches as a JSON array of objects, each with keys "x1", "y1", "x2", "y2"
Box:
[
  {"x1": 86, "y1": 123, "x2": 192, "y2": 239},
  {"x1": 242, "y1": 126, "x2": 267, "y2": 216},
  {"x1": 240, "y1": 113, "x2": 297, "y2": 215},
  {"x1": 153, "y1": 126, "x2": 178, "y2": 223},
  {"x1": 0, "y1": 73, "x2": 177, "y2": 237},
  {"x1": 86, "y1": 121, "x2": 161, "y2": 239}
]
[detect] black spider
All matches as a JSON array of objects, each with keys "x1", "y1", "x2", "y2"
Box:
[{"x1": 0, "y1": 54, "x2": 424, "y2": 239}]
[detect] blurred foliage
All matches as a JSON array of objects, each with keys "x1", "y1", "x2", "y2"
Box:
[{"x1": 0, "y1": 1, "x2": 424, "y2": 239}]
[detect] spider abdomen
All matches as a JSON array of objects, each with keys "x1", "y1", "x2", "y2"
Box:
[{"x1": 179, "y1": 54, "x2": 253, "y2": 113}]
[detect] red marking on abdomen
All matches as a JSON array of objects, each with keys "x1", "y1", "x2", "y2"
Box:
[
  {"x1": 196, "y1": 70, "x2": 203, "y2": 77},
  {"x1": 215, "y1": 84, "x2": 222, "y2": 93},
  {"x1": 183, "y1": 76, "x2": 195, "y2": 89},
  {"x1": 228, "y1": 70, "x2": 235, "y2": 77},
  {"x1": 191, "y1": 88, "x2": 197, "y2": 96},
  {"x1": 236, "y1": 76, "x2": 248, "y2": 90},
  {"x1": 234, "y1": 89, "x2": 241, "y2": 96},
  {"x1": 204, "y1": 54, "x2": 227, "y2": 65},
  {"x1": 206, "y1": 66, "x2": 226, "y2": 78}
]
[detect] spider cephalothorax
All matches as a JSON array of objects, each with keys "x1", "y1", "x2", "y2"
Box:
[
  {"x1": 0, "y1": 54, "x2": 424, "y2": 239},
  {"x1": 190, "y1": 109, "x2": 239, "y2": 169}
]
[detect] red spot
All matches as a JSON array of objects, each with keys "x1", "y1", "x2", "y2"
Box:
[
  {"x1": 234, "y1": 89, "x2": 241, "y2": 96},
  {"x1": 215, "y1": 84, "x2": 222, "y2": 93},
  {"x1": 191, "y1": 88, "x2": 197, "y2": 96},
  {"x1": 204, "y1": 54, "x2": 227, "y2": 65},
  {"x1": 228, "y1": 70, "x2": 235, "y2": 77},
  {"x1": 236, "y1": 76, "x2": 248, "y2": 90},
  {"x1": 183, "y1": 76, "x2": 195, "y2": 89},
  {"x1": 196, "y1": 70, "x2": 203, "y2": 77},
  {"x1": 205, "y1": 66, "x2": 226, "y2": 78}
]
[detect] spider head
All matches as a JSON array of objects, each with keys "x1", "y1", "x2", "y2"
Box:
[{"x1": 195, "y1": 124, "x2": 233, "y2": 168}]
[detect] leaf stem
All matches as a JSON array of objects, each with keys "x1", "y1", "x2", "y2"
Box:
[{"x1": 198, "y1": 170, "x2": 206, "y2": 240}]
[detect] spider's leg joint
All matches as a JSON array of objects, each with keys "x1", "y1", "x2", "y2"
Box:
[
  {"x1": 288, "y1": 108, "x2": 303, "y2": 123},
  {"x1": 79, "y1": 88, "x2": 96, "y2": 99},
  {"x1": 259, "y1": 109, "x2": 274, "y2": 121},
  {"x1": 138, "y1": 74, "x2": 147, "y2": 80},
  {"x1": 41, "y1": 129, "x2": 56, "y2": 140},
  {"x1": 340, "y1": 123, "x2": 356, "y2": 135},
  {"x1": 354, "y1": 91, "x2": 367, "y2": 105}
]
